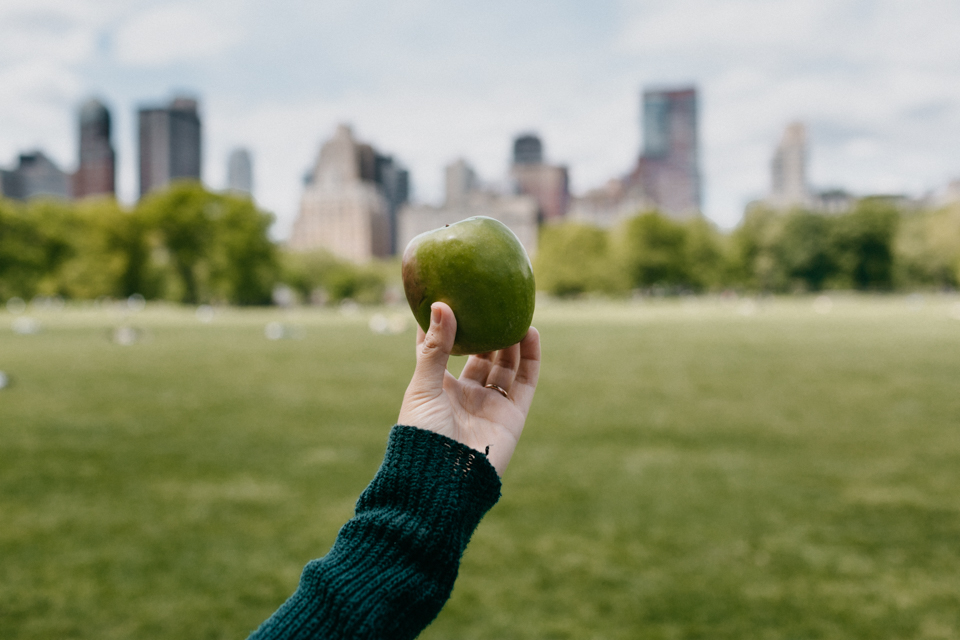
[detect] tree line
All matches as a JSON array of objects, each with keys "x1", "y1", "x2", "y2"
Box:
[
  {"x1": 0, "y1": 181, "x2": 398, "y2": 306},
  {"x1": 2, "y1": 183, "x2": 959, "y2": 306},
  {"x1": 535, "y1": 199, "x2": 960, "y2": 296},
  {"x1": 0, "y1": 182, "x2": 277, "y2": 305}
]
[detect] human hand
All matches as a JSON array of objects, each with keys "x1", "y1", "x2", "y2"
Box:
[{"x1": 397, "y1": 302, "x2": 541, "y2": 476}]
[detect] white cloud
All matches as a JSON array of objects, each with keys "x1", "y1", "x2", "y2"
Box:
[
  {"x1": 617, "y1": 0, "x2": 828, "y2": 55},
  {"x1": 612, "y1": 0, "x2": 960, "y2": 225},
  {"x1": 0, "y1": 60, "x2": 82, "y2": 168},
  {"x1": 114, "y1": 3, "x2": 244, "y2": 66},
  {"x1": 0, "y1": 0, "x2": 132, "y2": 168}
]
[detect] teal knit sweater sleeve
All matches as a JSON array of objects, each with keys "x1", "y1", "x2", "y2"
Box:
[{"x1": 247, "y1": 425, "x2": 502, "y2": 640}]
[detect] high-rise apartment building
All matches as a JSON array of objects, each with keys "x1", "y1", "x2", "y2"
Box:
[
  {"x1": 138, "y1": 96, "x2": 202, "y2": 197},
  {"x1": 73, "y1": 98, "x2": 116, "y2": 198},
  {"x1": 632, "y1": 86, "x2": 701, "y2": 217},
  {"x1": 769, "y1": 122, "x2": 809, "y2": 208},
  {"x1": 227, "y1": 148, "x2": 253, "y2": 195},
  {"x1": 510, "y1": 132, "x2": 569, "y2": 222}
]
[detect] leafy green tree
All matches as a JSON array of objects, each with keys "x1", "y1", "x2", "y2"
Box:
[
  {"x1": 894, "y1": 203, "x2": 960, "y2": 288},
  {"x1": 136, "y1": 182, "x2": 215, "y2": 303},
  {"x1": 728, "y1": 206, "x2": 770, "y2": 290},
  {"x1": 534, "y1": 223, "x2": 626, "y2": 296},
  {"x1": 0, "y1": 197, "x2": 76, "y2": 300},
  {"x1": 731, "y1": 202, "x2": 901, "y2": 292},
  {"x1": 281, "y1": 250, "x2": 342, "y2": 302},
  {"x1": 136, "y1": 182, "x2": 278, "y2": 304},
  {"x1": 775, "y1": 210, "x2": 836, "y2": 291},
  {"x1": 830, "y1": 198, "x2": 899, "y2": 290},
  {"x1": 325, "y1": 264, "x2": 386, "y2": 304},
  {"x1": 0, "y1": 198, "x2": 44, "y2": 299},
  {"x1": 51, "y1": 198, "x2": 154, "y2": 299},
  {"x1": 619, "y1": 211, "x2": 689, "y2": 289},
  {"x1": 281, "y1": 249, "x2": 387, "y2": 305},
  {"x1": 683, "y1": 217, "x2": 726, "y2": 291},
  {"x1": 208, "y1": 195, "x2": 278, "y2": 305},
  {"x1": 2, "y1": 184, "x2": 276, "y2": 305}
]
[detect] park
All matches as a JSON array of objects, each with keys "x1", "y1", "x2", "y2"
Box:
[{"x1": 2, "y1": 295, "x2": 959, "y2": 639}]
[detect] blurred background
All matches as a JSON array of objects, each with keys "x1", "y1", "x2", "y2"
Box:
[
  {"x1": 2, "y1": 1, "x2": 960, "y2": 638},
  {"x1": 2, "y1": 0, "x2": 960, "y2": 232}
]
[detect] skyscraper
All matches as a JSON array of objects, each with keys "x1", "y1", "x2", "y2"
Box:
[
  {"x1": 632, "y1": 86, "x2": 701, "y2": 217},
  {"x1": 513, "y1": 134, "x2": 543, "y2": 165},
  {"x1": 73, "y1": 98, "x2": 115, "y2": 198},
  {"x1": 290, "y1": 124, "x2": 392, "y2": 261},
  {"x1": 374, "y1": 154, "x2": 410, "y2": 254},
  {"x1": 227, "y1": 148, "x2": 253, "y2": 195},
  {"x1": 769, "y1": 122, "x2": 809, "y2": 208},
  {"x1": 138, "y1": 96, "x2": 202, "y2": 197},
  {"x1": 510, "y1": 132, "x2": 569, "y2": 222}
]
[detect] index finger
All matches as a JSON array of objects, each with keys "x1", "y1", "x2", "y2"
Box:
[{"x1": 509, "y1": 327, "x2": 541, "y2": 413}]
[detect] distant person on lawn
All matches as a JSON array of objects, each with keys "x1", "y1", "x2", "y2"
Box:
[{"x1": 248, "y1": 301, "x2": 541, "y2": 640}]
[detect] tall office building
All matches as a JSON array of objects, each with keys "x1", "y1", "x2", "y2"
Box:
[
  {"x1": 73, "y1": 98, "x2": 116, "y2": 198},
  {"x1": 632, "y1": 86, "x2": 701, "y2": 217},
  {"x1": 138, "y1": 96, "x2": 202, "y2": 197},
  {"x1": 513, "y1": 134, "x2": 543, "y2": 165},
  {"x1": 510, "y1": 132, "x2": 569, "y2": 222},
  {"x1": 769, "y1": 122, "x2": 809, "y2": 209},
  {"x1": 290, "y1": 124, "x2": 394, "y2": 261},
  {"x1": 375, "y1": 154, "x2": 410, "y2": 254},
  {"x1": 227, "y1": 148, "x2": 253, "y2": 195}
]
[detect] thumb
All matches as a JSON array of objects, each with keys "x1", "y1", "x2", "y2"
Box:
[{"x1": 412, "y1": 302, "x2": 457, "y2": 391}]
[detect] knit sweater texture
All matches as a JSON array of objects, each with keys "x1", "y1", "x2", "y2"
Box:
[{"x1": 247, "y1": 425, "x2": 502, "y2": 640}]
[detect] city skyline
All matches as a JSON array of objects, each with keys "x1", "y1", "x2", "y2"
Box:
[{"x1": 1, "y1": 0, "x2": 959, "y2": 237}]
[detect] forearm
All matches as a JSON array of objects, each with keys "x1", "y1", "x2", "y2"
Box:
[{"x1": 248, "y1": 425, "x2": 501, "y2": 640}]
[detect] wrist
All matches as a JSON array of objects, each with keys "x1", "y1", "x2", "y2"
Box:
[{"x1": 360, "y1": 425, "x2": 502, "y2": 533}]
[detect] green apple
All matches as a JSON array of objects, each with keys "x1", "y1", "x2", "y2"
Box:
[{"x1": 402, "y1": 216, "x2": 535, "y2": 355}]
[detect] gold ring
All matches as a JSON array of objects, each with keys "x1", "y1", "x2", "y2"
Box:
[{"x1": 484, "y1": 383, "x2": 509, "y2": 399}]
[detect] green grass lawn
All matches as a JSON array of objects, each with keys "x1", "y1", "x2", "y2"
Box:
[{"x1": 2, "y1": 296, "x2": 960, "y2": 639}]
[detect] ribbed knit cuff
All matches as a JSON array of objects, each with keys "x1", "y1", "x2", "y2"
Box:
[
  {"x1": 357, "y1": 425, "x2": 502, "y2": 535},
  {"x1": 247, "y1": 425, "x2": 502, "y2": 640}
]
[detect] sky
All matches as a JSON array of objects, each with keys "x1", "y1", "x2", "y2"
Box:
[{"x1": 2, "y1": 0, "x2": 959, "y2": 238}]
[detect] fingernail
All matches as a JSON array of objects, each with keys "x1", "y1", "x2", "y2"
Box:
[{"x1": 430, "y1": 304, "x2": 441, "y2": 326}]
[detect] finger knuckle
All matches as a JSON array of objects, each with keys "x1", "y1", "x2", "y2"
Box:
[{"x1": 421, "y1": 332, "x2": 444, "y2": 353}]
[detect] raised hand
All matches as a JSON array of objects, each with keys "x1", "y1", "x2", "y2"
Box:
[{"x1": 398, "y1": 302, "x2": 541, "y2": 476}]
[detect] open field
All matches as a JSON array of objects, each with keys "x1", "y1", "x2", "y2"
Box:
[{"x1": 2, "y1": 295, "x2": 960, "y2": 639}]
